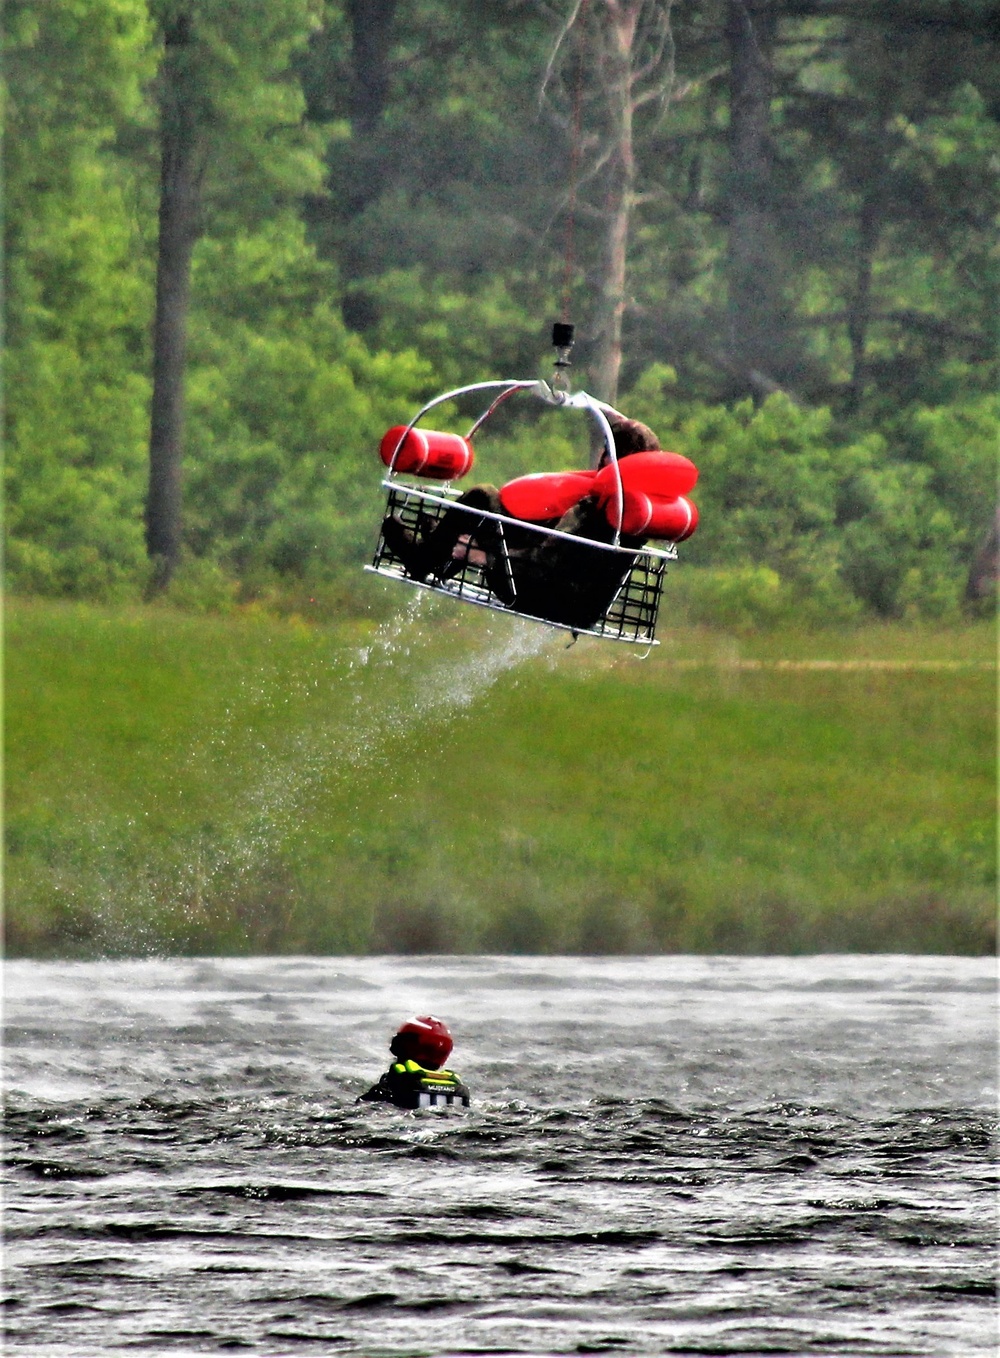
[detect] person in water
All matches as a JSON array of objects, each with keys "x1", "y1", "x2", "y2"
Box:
[
  {"x1": 359, "y1": 1015, "x2": 471, "y2": 1109},
  {"x1": 380, "y1": 413, "x2": 660, "y2": 631}
]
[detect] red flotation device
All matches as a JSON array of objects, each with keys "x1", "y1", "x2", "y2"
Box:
[
  {"x1": 380, "y1": 426, "x2": 475, "y2": 480},
  {"x1": 499, "y1": 450, "x2": 699, "y2": 523},
  {"x1": 593, "y1": 450, "x2": 698, "y2": 501},
  {"x1": 378, "y1": 429, "x2": 700, "y2": 540},
  {"x1": 498, "y1": 470, "x2": 598, "y2": 521},
  {"x1": 499, "y1": 450, "x2": 700, "y2": 536},
  {"x1": 595, "y1": 451, "x2": 699, "y2": 540},
  {"x1": 608, "y1": 491, "x2": 699, "y2": 540}
]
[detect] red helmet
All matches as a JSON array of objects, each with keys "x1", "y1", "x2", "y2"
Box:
[{"x1": 389, "y1": 1015, "x2": 453, "y2": 1069}]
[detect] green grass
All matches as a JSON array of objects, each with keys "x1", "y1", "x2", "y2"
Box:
[{"x1": 4, "y1": 595, "x2": 996, "y2": 956}]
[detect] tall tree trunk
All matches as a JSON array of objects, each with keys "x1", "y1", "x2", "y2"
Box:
[
  {"x1": 725, "y1": 0, "x2": 781, "y2": 391},
  {"x1": 338, "y1": 0, "x2": 398, "y2": 327},
  {"x1": 146, "y1": 12, "x2": 201, "y2": 590},
  {"x1": 347, "y1": 0, "x2": 398, "y2": 136},
  {"x1": 846, "y1": 188, "x2": 879, "y2": 412},
  {"x1": 590, "y1": 1, "x2": 639, "y2": 407},
  {"x1": 966, "y1": 506, "x2": 999, "y2": 602}
]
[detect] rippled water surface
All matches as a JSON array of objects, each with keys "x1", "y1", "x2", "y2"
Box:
[{"x1": 4, "y1": 956, "x2": 997, "y2": 1356}]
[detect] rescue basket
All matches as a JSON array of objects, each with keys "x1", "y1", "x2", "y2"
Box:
[{"x1": 366, "y1": 379, "x2": 686, "y2": 646}]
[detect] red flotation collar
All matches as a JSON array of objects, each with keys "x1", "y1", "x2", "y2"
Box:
[{"x1": 498, "y1": 450, "x2": 699, "y2": 540}]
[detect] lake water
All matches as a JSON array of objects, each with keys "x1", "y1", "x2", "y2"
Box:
[{"x1": 3, "y1": 955, "x2": 997, "y2": 1357}]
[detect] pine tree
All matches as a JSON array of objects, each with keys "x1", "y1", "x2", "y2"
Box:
[{"x1": 145, "y1": 0, "x2": 327, "y2": 587}]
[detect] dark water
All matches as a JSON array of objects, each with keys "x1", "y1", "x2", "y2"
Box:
[{"x1": 4, "y1": 956, "x2": 997, "y2": 1357}]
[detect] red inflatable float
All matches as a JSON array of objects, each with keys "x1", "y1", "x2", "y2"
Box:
[
  {"x1": 380, "y1": 426, "x2": 475, "y2": 480},
  {"x1": 498, "y1": 470, "x2": 598, "y2": 520},
  {"x1": 498, "y1": 451, "x2": 698, "y2": 526},
  {"x1": 497, "y1": 451, "x2": 699, "y2": 541},
  {"x1": 608, "y1": 490, "x2": 699, "y2": 540},
  {"x1": 378, "y1": 430, "x2": 699, "y2": 542},
  {"x1": 593, "y1": 450, "x2": 698, "y2": 502}
]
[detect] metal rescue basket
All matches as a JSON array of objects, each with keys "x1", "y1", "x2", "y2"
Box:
[{"x1": 366, "y1": 379, "x2": 682, "y2": 646}]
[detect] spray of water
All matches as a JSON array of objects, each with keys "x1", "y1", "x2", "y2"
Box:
[
  {"x1": 416, "y1": 618, "x2": 552, "y2": 715},
  {"x1": 81, "y1": 597, "x2": 558, "y2": 950},
  {"x1": 230, "y1": 601, "x2": 551, "y2": 840}
]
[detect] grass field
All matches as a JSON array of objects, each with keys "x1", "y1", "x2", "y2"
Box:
[{"x1": 5, "y1": 594, "x2": 996, "y2": 956}]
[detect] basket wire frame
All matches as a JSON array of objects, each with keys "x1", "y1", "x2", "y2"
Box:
[{"x1": 367, "y1": 483, "x2": 673, "y2": 645}]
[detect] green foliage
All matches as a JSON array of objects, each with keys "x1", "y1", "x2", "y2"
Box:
[
  {"x1": 149, "y1": 0, "x2": 328, "y2": 211},
  {"x1": 182, "y1": 214, "x2": 434, "y2": 576},
  {"x1": 837, "y1": 456, "x2": 964, "y2": 619},
  {"x1": 356, "y1": 267, "x2": 554, "y2": 389},
  {"x1": 624, "y1": 373, "x2": 996, "y2": 619},
  {"x1": 668, "y1": 397, "x2": 846, "y2": 592},
  {"x1": 3, "y1": 1, "x2": 997, "y2": 615},
  {"x1": 669, "y1": 566, "x2": 800, "y2": 633},
  {"x1": 881, "y1": 81, "x2": 1000, "y2": 392},
  {"x1": 891, "y1": 394, "x2": 1000, "y2": 542},
  {"x1": 160, "y1": 555, "x2": 239, "y2": 613},
  {"x1": 3, "y1": 0, "x2": 156, "y2": 597}
]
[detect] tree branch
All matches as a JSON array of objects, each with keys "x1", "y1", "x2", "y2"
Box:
[
  {"x1": 796, "y1": 309, "x2": 991, "y2": 348},
  {"x1": 776, "y1": 0, "x2": 1000, "y2": 40}
]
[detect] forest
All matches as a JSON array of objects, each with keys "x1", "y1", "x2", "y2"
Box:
[{"x1": 5, "y1": 0, "x2": 999, "y2": 625}]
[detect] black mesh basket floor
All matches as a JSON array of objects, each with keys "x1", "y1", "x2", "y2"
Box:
[{"x1": 367, "y1": 483, "x2": 672, "y2": 645}]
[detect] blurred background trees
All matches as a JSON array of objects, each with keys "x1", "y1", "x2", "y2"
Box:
[
  {"x1": 5, "y1": 0, "x2": 997, "y2": 618},
  {"x1": 145, "y1": 0, "x2": 332, "y2": 587}
]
